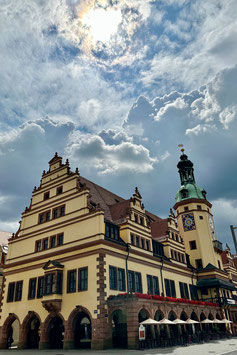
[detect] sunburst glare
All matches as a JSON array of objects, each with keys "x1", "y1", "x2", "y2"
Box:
[{"x1": 81, "y1": 8, "x2": 122, "y2": 43}]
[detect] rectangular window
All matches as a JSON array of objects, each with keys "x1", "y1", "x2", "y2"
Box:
[
  {"x1": 195, "y1": 259, "x2": 203, "y2": 269},
  {"x1": 57, "y1": 186, "x2": 63, "y2": 195},
  {"x1": 60, "y1": 206, "x2": 65, "y2": 216},
  {"x1": 179, "y1": 282, "x2": 189, "y2": 299},
  {"x1": 114, "y1": 228, "x2": 119, "y2": 241},
  {"x1": 146, "y1": 240, "x2": 150, "y2": 251},
  {"x1": 134, "y1": 214, "x2": 138, "y2": 223},
  {"x1": 53, "y1": 208, "x2": 58, "y2": 219},
  {"x1": 197, "y1": 205, "x2": 202, "y2": 210},
  {"x1": 7, "y1": 282, "x2": 15, "y2": 302},
  {"x1": 28, "y1": 278, "x2": 37, "y2": 299},
  {"x1": 199, "y1": 216, "x2": 203, "y2": 220},
  {"x1": 105, "y1": 224, "x2": 110, "y2": 238},
  {"x1": 147, "y1": 275, "x2": 159, "y2": 295},
  {"x1": 50, "y1": 235, "x2": 56, "y2": 248},
  {"x1": 37, "y1": 277, "x2": 44, "y2": 298},
  {"x1": 15, "y1": 281, "x2": 23, "y2": 301},
  {"x1": 141, "y1": 238, "x2": 144, "y2": 249},
  {"x1": 189, "y1": 240, "x2": 197, "y2": 250},
  {"x1": 78, "y1": 267, "x2": 88, "y2": 291},
  {"x1": 189, "y1": 284, "x2": 198, "y2": 300},
  {"x1": 111, "y1": 227, "x2": 115, "y2": 239},
  {"x1": 39, "y1": 213, "x2": 44, "y2": 224},
  {"x1": 118, "y1": 268, "x2": 125, "y2": 291},
  {"x1": 53, "y1": 205, "x2": 65, "y2": 219},
  {"x1": 140, "y1": 217, "x2": 144, "y2": 225},
  {"x1": 109, "y1": 266, "x2": 117, "y2": 290},
  {"x1": 165, "y1": 279, "x2": 176, "y2": 297},
  {"x1": 130, "y1": 234, "x2": 134, "y2": 245},
  {"x1": 44, "y1": 191, "x2": 50, "y2": 200},
  {"x1": 39, "y1": 211, "x2": 50, "y2": 224},
  {"x1": 44, "y1": 273, "x2": 55, "y2": 295},
  {"x1": 56, "y1": 272, "x2": 63, "y2": 294},
  {"x1": 57, "y1": 233, "x2": 64, "y2": 246},
  {"x1": 43, "y1": 238, "x2": 48, "y2": 250},
  {"x1": 128, "y1": 271, "x2": 135, "y2": 292},
  {"x1": 135, "y1": 272, "x2": 142, "y2": 293},
  {"x1": 35, "y1": 240, "x2": 41, "y2": 252},
  {"x1": 67, "y1": 270, "x2": 76, "y2": 293},
  {"x1": 136, "y1": 236, "x2": 139, "y2": 247},
  {"x1": 184, "y1": 206, "x2": 189, "y2": 211}
]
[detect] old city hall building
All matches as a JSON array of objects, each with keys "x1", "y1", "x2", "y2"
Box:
[{"x1": 0, "y1": 151, "x2": 237, "y2": 350}]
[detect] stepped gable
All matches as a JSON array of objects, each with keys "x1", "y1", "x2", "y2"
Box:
[
  {"x1": 79, "y1": 176, "x2": 124, "y2": 221},
  {"x1": 151, "y1": 219, "x2": 168, "y2": 239}
]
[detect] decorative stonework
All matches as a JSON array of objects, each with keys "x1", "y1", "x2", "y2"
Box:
[{"x1": 41, "y1": 299, "x2": 62, "y2": 313}]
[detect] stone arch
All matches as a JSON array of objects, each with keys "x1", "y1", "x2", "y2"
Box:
[
  {"x1": 154, "y1": 309, "x2": 164, "y2": 321},
  {"x1": 66, "y1": 307, "x2": 93, "y2": 349},
  {"x1": 0, "y1": 313, "x2": 20, "y2": 349},
  {"x1": 111, "y1": 309, "x2": 127, "y2": 348},
  {"x1": 191, "y1": 311, "x2": 199, "y2": 321},
  {"x1": 19, "y1": 311, "x2": 41, "y2": 349},
  {"x1": 40, "y1": 312, "x2": 65, "y2": 349},
  {"x1": 208, "y1": 313, "x2": 214, "y2": 320},
  {"x1": 216, "y1": 313, "x2": 222, "y2": 320},
  {"x1": 168, "y1": 310, "x2": 177, "y2": 321},
  {"x1": 138, "y1": 308, "x2": 150, "y2": 323},
  {"x1": 200, "y1": 312, "x2": 206, "y2": 321},
  {"x1": 180, "y1": 311, "x2": 188, "y2": 321}
]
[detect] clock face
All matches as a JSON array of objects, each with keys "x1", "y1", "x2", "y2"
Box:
[{"x1": 182, "y1": 213, "x2": 196, "y2": 231}]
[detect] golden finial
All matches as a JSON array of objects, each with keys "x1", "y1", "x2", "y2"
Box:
[{"x1": 178, "y1": 144, "x2": 185, "y2": 154}]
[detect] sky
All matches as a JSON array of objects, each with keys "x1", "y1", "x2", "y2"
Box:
[{"x1": 1, "y1": 0, "x2": 237, "y2": 252}]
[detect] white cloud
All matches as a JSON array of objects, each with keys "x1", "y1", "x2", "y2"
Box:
[{"x1": 67, "y1": 133, "x2": 157, "y2": 174}]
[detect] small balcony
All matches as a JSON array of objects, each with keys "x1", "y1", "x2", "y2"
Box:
[{"x1": 213, "y1": 240, "x2": 223, "y2": 252}]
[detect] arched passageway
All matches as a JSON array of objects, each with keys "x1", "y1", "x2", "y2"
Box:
[
  {"x1": 48, "y1": 316, "x2": 64, "y2": 349},
  {"x1": 154, "y1": 310, "x2": 164, "y2": 321},
  {"x1": 74, "y1": 312, "x2": 91, "y2": 349},
  {"x1": 138, "y1": 309, "x2": 149, "y2": 323},
  {"x1": 112, "y1": 310, "x2": 127, "y2": 348},
  {"x1": 26, "y1": 316, "x2": 40, "y2": 349},
  {"x1": 0, "y1": 314, "x2": 20, "y2": 349}
]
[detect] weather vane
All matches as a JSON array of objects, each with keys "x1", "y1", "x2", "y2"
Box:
[{"x1": 178, "y1": 144, "x2": 185, "y2": 154}]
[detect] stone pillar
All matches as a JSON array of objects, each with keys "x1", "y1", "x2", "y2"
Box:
[
  {"x1": 127, "y1": 307, "x2": 139, "y2": 349},
  {"x1": 63, "y1": 320, "x2": 74, "y2": 350},
  {"x1": 38, "y1": 323, "x2": 49, "y2": 350}
]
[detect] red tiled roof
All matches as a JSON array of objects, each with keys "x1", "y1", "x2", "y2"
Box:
[
  {"x1": 109, "y1": 200, "x2": 130, "y2": 222},
  {"x1": 79, "y1": 176, "x2": 162, "y2": 225},
  {"x1": 80, "y1": 176, "x2": 124, "y2": 221},
  {"x1": 151, "y1": 219, "x2": 168, "y2": 239}
]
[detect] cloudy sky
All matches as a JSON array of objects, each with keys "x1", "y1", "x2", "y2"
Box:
[{"x1": 1, "y1": 0, "x2": 237, "y2": 251}]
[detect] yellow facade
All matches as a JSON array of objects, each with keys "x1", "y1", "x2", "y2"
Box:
[{"x1": 0, "y1": 152, "x2": 236, "y2": 350}]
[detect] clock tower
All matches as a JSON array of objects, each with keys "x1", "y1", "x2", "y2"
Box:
[{"x1": 173, "y1": 151, "x2": 223, "y2": 269}]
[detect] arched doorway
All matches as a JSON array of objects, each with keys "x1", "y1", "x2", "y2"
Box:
[
  {"x1": 112, "y1": 310, "x2": 127, "y2": 348},
  {"x1": 74, "y1": 312, "x2": 91, "y2": 349},
  {"x1": 26, "y1": 316, "x2": 40, "y2": 349},
  {"x1": 6, "y1": 317, "x2": 20, "y2": 349},
  {"x1": 48, "y1": 316, "x2": 64, "y2": 349}
]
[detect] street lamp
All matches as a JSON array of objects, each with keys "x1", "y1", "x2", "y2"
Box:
[{"x1": 230, "y1": 225, "x2": 237, "y2": 254}]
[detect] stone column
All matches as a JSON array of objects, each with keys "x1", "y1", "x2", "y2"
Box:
[{"x1": 63, "y1": 320, "x2": 74, "y2": 350}]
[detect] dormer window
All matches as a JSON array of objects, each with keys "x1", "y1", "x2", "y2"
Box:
[{"x1": 181, "y1": 189, "x2": 188, "y2": 199}]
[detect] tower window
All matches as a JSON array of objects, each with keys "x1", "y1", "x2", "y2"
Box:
[
  {"x1": 184, "y1": 206, "x2": 189, "y2": 211},
  {"x1": 199, "y1": 216, "x2": 203, "y2": 220},
  {"x1": 197, "y1": 205, "x2": 202, "y2": 210},
  {"x1": 189, "y1": 240, "x2": 197, "y2": 250},
  {"x1": 195, "y1": 259, "x2": 203, "y2": 269},
  {"x1": 130, "y1": 234, "x2": 134, "y2": 245}
]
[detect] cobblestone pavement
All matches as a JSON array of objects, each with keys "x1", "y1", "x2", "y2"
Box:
[{"x1": 0, "y1": 338, "x2": 237, "y2": 355}]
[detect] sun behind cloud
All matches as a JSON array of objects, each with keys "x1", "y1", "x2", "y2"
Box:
[{"x1": 81, "y1": 7, "x2": 122, "y2": 43}]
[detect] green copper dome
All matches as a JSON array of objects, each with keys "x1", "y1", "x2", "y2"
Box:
[
  {"x1": 176, "y1": 153, "x2": 206, "y2": 203},
  {"x1": 176, "y1": 183, "x2": 205, "y2": 202}
]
